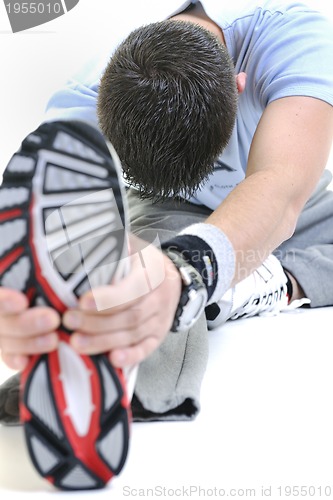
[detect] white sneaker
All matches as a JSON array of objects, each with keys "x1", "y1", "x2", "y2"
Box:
[{"x1": 206, "y1": 254, "x2": 307, "y2": 330}]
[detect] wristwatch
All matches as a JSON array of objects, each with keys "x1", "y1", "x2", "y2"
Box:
[{"x1": 163, "y1": 248, "x2": 208, "y2": 332}]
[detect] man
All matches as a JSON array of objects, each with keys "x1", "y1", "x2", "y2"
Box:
[{"x1": 1, "y1": 0, "x2": 333, "y2": 438}]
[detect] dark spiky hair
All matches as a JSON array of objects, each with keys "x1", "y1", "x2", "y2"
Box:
[{"x1": 98, "y1": 19, "x2": 237, "y2": 201}]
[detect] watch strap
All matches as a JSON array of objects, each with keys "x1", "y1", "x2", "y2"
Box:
[{"x1": 162, "y1": 248, "x2": 207, "y2": 332}]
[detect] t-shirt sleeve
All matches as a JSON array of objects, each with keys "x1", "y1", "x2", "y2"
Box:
[
  {"x1": 43, "y1": 49, "x2": 114, "y2": 128},
  {"x1": 45, "y1": 79, "x2": 100, "y2": 127},
  {"x1": 253, "y1": 8, "x2": 333, "y2": 108}
]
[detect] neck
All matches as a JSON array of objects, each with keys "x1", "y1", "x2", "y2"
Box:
[{"x1": 171, "y1": 2, "x2": 225, "y2": 45}]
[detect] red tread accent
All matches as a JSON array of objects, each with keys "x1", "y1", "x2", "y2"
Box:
[
  {"x1": 0, "y1": 208, "x2": 23, "y2": 222},
  {"x1": 49, "y1": 332, "x2": 114, "y2": 483},
  {"x1": 0, "y1": 246, "x2": 24, "y2": 274}
]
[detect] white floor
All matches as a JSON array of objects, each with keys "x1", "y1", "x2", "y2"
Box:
[{"x1": 1, "y1": 306, "x2": 333, "y2": 499}]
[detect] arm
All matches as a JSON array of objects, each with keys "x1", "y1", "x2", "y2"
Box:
[{"x1": 207, "y1": 95, "x2": 333, "y2": 284}]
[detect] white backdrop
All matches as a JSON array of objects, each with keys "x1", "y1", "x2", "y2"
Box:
[
  {"x1": 0, "y1": 3, "x2": 333, "y2": 498},
  {"x1": 0, "y1": 0, "x2": 332, "y2": 175}
]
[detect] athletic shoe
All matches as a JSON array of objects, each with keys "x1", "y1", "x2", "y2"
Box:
[
  {"x1": 0, "y1": 121, "x2": 136, "y2": 490},
  {"x1": 205, "y1": 254, "x2": 309, "y2": 330}
]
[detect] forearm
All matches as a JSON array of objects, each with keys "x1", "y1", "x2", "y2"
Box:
[
  {"x1": 206, "y1": 96, "x2": 333, "y2": 286},
  {"x1": 206, "y1": 168, "x2": 300, "y2": 285}
]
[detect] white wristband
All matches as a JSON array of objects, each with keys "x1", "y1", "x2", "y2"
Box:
[{"x1": 179, "y1": 223, "x2": 235, "y2": 304}]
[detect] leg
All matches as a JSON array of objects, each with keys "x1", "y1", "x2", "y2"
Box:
[
  {"x1": 275, "y1": 170, "x2": 333, "y2": 307},
  {"x1": 127, "y1": 189, "x2": 212, "y2": 420},
  {"x1": 127, "y1": 188, "x2": 212, "y2": 242}
]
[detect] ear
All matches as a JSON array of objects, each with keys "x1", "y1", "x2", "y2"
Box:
[{"x1": 235, "y1": 72, "x2": 247, "y2": 94}]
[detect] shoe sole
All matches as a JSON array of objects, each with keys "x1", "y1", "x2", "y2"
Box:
[{"x1": 0, "y1": 121, "x2": 131, "y2": 490}]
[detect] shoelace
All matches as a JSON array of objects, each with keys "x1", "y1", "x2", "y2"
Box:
[{"x1": 230, "y1": 283, "x2": 289, "y2": 320}]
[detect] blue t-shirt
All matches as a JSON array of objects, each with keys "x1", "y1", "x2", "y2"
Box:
[{"x1": 45, "y1": 0, "x2": 333, "y2": 210}]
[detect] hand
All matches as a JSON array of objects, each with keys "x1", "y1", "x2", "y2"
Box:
[
  {"x1": 63, "y1": 234, "x2": 182, "y2": 367},
  {"x1": 0, "y1": 288, "x2": 60, "y2": 370}
]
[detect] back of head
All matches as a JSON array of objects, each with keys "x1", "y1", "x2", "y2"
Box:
[{"x1": 98, "y1": 19, "x2": 237, "y2": 201}]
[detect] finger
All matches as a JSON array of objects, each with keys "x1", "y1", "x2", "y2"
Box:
[
  {"x1": 69, "y1": 311, "x2": 160, "y2": 353},
  {"x1": 0, "y1": 307, "x2": 61, "y2": 338},
  {"x1": 63, "y1": 304, "x2": 153, "y2": 335},
  {"x1": 0, "y1": 288, "x2": 29, "y2": 313},
  {"x1": 109, "y1": 336, "x2": 161, "y2": 367},
  {"x1": 0, "y1": 332, "x2": 59, "y2": 356},
  {"x1": 1, "y1": 352, "x2": 29, "y2": 371}
]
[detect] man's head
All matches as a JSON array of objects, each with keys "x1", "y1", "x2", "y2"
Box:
[{"x1": 97, "y1": 19, "x2": 238, "y2": 201}]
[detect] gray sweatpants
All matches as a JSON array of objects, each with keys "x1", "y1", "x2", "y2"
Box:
[{"x1": 129, "y1": 169, "x2": 333, "y2": 421}]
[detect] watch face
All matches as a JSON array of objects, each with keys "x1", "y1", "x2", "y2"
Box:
[
  {"x1": 162, "y1": 249, "x2": 207, "y2": 332},
  {"x1": 180, "y1": 292, "x2": 206, "y2": 327}
]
